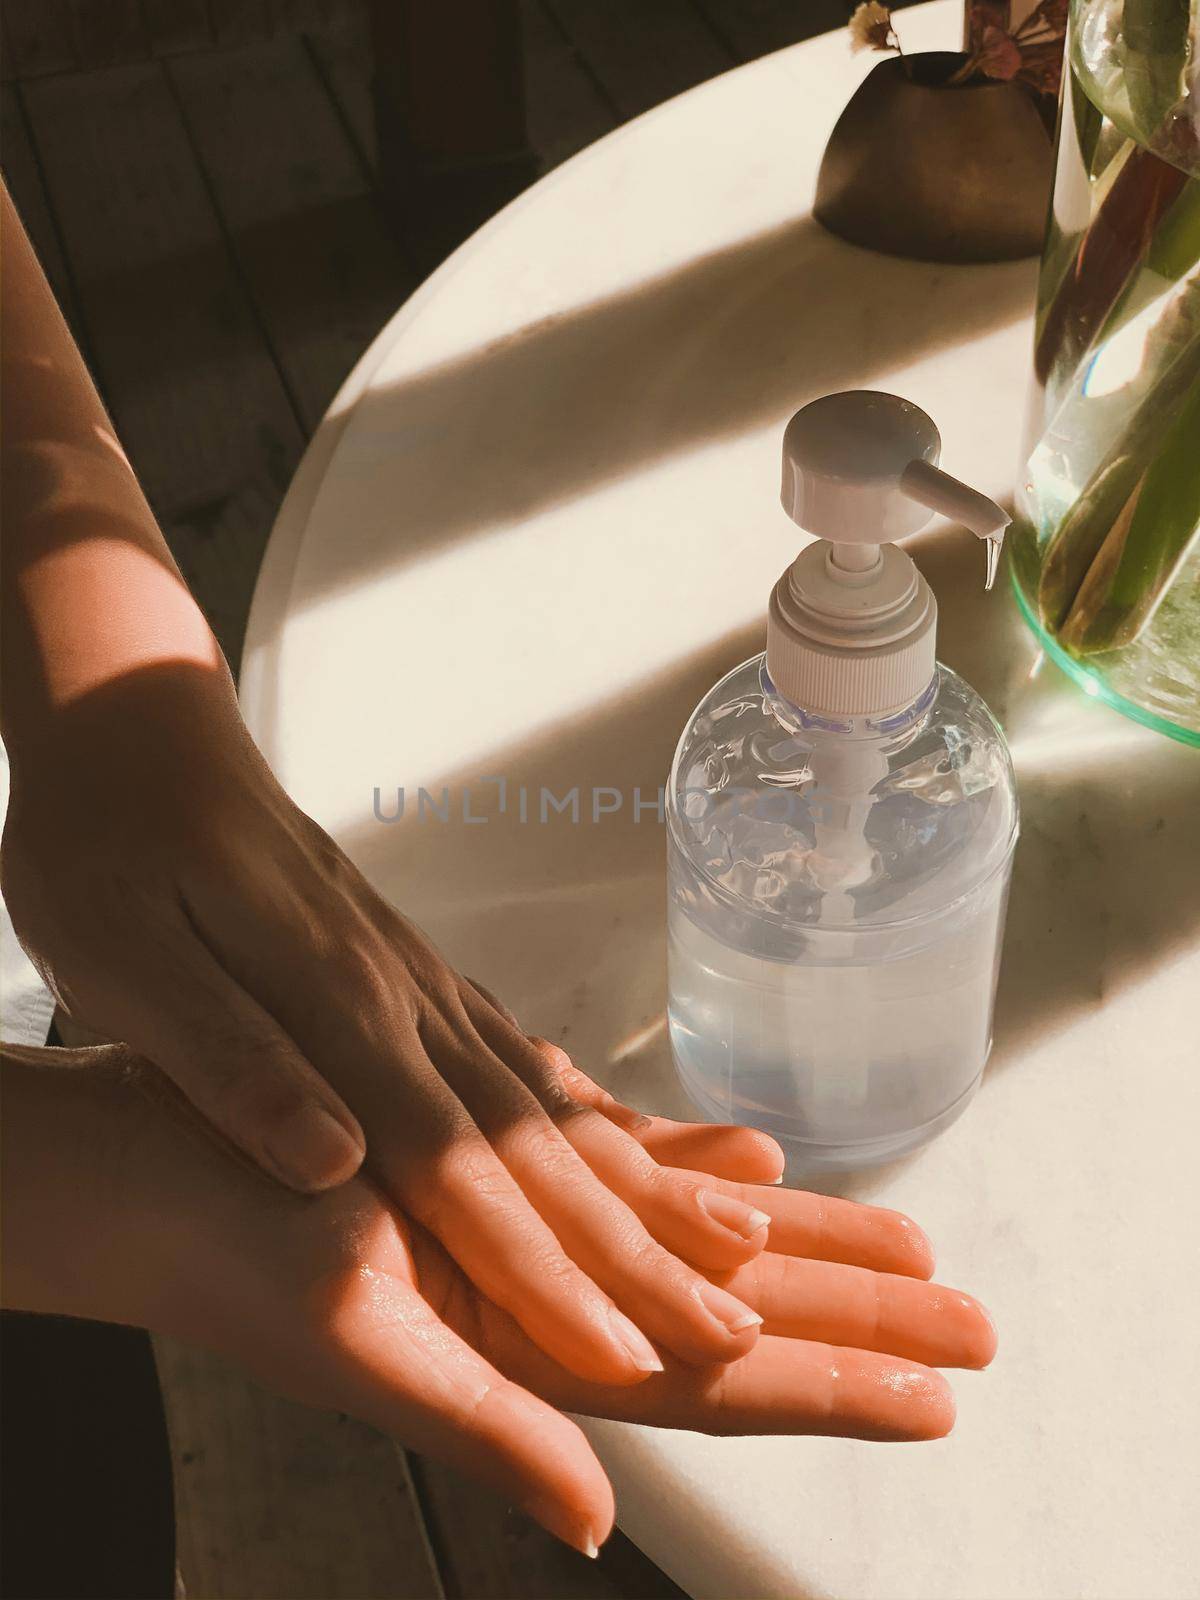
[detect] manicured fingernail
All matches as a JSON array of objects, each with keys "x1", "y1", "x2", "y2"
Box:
[
  {"x1": 583, "y1": 1534, "x2": 600, "y2": 1560},
  {"x1": 608, "y1": 1307, "x2": 664, "y2": 1373},
  {"x1": 697, "y1": 1281, "x2": 763, "y2": 1335},
  {"x1": 696, "y1": 1188, "x2": 771, "y2": 1240},
  {"x1": 263, "y1": 1102, "x2": 365, "y2": 1192}
]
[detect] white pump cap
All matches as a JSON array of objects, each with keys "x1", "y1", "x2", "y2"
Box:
[{"x1": 767, "y1": 391, "x2": 1010, "y2": 720}]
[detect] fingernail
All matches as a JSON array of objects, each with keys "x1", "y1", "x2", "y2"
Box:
[
  {"x1": 960, "y1": 1292, "x2": 999, "y2": 1368},
  {"x1": 696, "y1": 1188, "x2": 771, "y2": 1240},
  {"x1": 892, "y1": 1213, "x2": 936, "y2": 1277},
  {"x1": 523, "y1": 1496, "x2": 605, "y2": 1558},
  {"x1": 263, "y1": 1102, "x2": 365, "y2": 1192},
  {"x1": 697, "y1": 1281, "x2": 763, "y2": 1336},
  {"x1": 607, "y1": 1307, "x2": 664, "y2": 1373},
  {"x1": 607, "y1": 1101, "x2": 654, "y2": 1133}
]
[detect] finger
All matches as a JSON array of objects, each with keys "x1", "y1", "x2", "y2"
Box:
[
  {"x1": 90, "y1": 917, "x2": 365, "y2": 1193},
  {"x1": 514, "y1": 1081, "x2": 773, "y2": 1273},
  {"x1": 453, "y1": 993, "x2": 932, "y2": 1286},
  {"x1": 484, "y1": 1310, "x2": 956, "y2": 1442},
  {"x1": 464, "y1": 977, "x2": 522, "y2": 1030},
  {"x1": 453, "y1": 1005, "x2": 764, "y2": 1366},
  {"x1": 348, "y1": 1057, "x2": 669, "y2": 1390},
  {"x1": 721, "y1": 1254, "x2": 997, "y2": 1369},
  {"x1": 320, "y1": 1255, "x2": 614, "y2": 1557},
  {"x1": 632, "y1": 1118, "x2": 786, "y2": 1184},
  {"x1": 644, "y1": 1338, "x2": 958, "y2": 1441},
  {"x1": 671, "y1": 1171, "x2": 937, "y2": 1279},
  {"x1": 464, "y1": 996, "x2": 787, "y2": 1186},
  {"x1": 527, "y1": 1036, "x2": 786, "y2": 1185},
  {"x1": 196, "y1": 918, "x2": 671, "y2": 1390},
  {"x1": 415, "y1": 1218, "x2": 954, "y2": 1448}
]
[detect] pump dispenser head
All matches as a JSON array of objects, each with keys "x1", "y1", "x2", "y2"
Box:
[{"x1": 767, "y1": 391, "x2": 1010, "y2": 721}]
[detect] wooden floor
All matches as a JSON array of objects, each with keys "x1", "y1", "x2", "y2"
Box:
[{"x1": 1, "y1": 4, "x2": 861, "y2": 1596}]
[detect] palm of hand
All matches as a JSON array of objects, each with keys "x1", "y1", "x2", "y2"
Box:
[{"x1": 257, "y1": 1117, "x2": 993, "y2": 1558}]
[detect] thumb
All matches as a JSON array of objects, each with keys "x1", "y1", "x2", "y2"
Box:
[{"x1": 84, "y1": 926, "x2": 365, "y2": 1193}]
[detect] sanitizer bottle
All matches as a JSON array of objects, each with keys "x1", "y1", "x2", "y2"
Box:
[{"x1": 666, "y1": 391, "x2": 1019, "y2": 1171}]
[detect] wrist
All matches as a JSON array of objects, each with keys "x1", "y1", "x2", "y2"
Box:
[
  {"x1": 1, "y1": 522, "x2": 241, "y2": 787},
  {"x1": 4, "y1": 652, "x2": 246, "y2": 800},
  {"x1": 0, "y1": 1044, "x2": 152, "y2": 1318}
]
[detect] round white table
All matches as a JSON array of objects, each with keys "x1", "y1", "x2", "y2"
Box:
[{"x1": 241, "y1": 6, "x2": 1200, "y2": 1596}]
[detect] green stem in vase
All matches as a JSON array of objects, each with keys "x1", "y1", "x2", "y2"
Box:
[
  {"x1": 1121, "y1": 0, "x2": 1192, "y2": 146},
  {"x1": 1037, "y1": 280, "x2": 1200, "y2": 639},
  {"x1": 1057, "y1": 375, "x2": 1200, "y2": 652},
  {"x1": 1144, "y1": 170, "x2": 1200, "y2": 277},
  {"x1": 1034, "y1": 139, "x2": 1188, "y2": 383},
  {"x1": 1081, "y1": 176, "x2": 1200, "y2": 360}
]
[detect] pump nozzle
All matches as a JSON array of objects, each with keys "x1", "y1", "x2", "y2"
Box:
[
  {"x1": 899, "y1": 459, "x2": 1010, "y2": 590},
  {"x1": 768, "y1": 391, "x2": 1011, "y2": 720},
  {"x1": 778, "y1": 389, "x2": 1011, "y2": 590}
]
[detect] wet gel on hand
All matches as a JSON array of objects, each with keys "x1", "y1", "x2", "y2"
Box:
[{"x1": 666, "y1": 391, "x2": 1019, "y2": 1171}]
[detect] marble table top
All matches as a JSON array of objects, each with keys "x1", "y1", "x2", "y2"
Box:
[{"x1": 240, "y1": 6, "x2": 1200, "y2": 1595}]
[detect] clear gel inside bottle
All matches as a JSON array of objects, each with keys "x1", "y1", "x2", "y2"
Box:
[{"x1": 667, "y1": 653, "x2": 1018, "y2": 1172}]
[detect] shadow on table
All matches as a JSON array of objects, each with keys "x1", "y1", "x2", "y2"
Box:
[
  {"x1": 302, "y1": 215, "x2": 1035, "y2": 603},
  {"x1": 337, "y1": 527, "x2": 1200, "y2": 1194}
]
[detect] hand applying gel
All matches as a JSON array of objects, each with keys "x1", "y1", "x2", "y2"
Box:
[
  {"x1": 2, "y1": 187, "x2": 998, "y2": 1562},
  {"x1": 2, "y1": 1041, "x2": 998, "y2": 1561}
]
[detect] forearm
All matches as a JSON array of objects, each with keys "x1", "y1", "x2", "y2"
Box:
[{"x1": 0, "y1": 183, "x2": 233, "y2": 768}]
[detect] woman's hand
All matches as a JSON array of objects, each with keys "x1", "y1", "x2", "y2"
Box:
[
  {"x1": 0, "y1": 177, "x2": 971, "y2": 1417},
  {"x1": 0, "y1": 1043, "x2": 997, "y2": 1558},
  {"x1": 3, "y1": 663, "x2": 789, "y2": 1389}
]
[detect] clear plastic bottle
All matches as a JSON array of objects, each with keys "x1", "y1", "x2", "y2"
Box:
[{"x1": 666, "y1": 392, "x2": 1019, "y2": 1171}]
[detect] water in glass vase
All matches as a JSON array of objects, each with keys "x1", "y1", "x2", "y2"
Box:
[{"x1": 1012, "y1": 0, "x2": 1200, "y2": 743}]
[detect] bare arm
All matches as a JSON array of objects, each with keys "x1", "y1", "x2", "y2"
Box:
[
  {"x1": 1, "y1": 182, "x2": 227, "y2": 758},
  {"x1": 1, "y1": 180, "x2": 784, "y2": 1387}
]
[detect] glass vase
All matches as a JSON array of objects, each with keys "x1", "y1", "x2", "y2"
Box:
[{"x1": 1011, "y1": 0, "x2": 1200, "y2": 745}]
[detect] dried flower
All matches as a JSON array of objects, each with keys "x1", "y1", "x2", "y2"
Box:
[
  {"x1": 949, "y1": 0, "x2": 1068, "y2": 92},
  {"x1": 848, "y1": 2, "x2": 899, "y2": 55},
  {"x1": 968, "y1": 0, "x2": 1011, "y2": 34},
  {"x1": 975, "y1": 23, "x2": 1022, "y2": 80},
  {"x1": 855, "y1": 0, "x2": 1067, "y2": 93},
  {"x1": 1014, "y1": 37, "x2": 1071, "y2": 94},
  {"x1": 1019, "y1": 0, "x2": 1069, "y2": 41}
]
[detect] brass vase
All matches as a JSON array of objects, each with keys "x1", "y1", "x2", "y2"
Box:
[{"x1": 814, "y1": 52, "x2": 1054, "y2": 264}]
